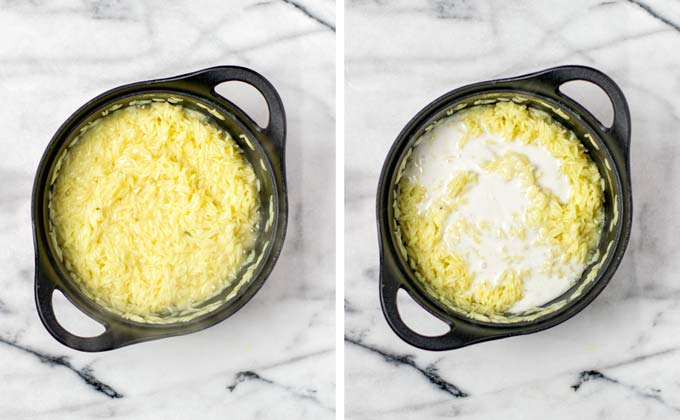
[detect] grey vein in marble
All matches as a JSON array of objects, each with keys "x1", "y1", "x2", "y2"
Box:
[
  {"x1": 572, "y1": 370, "x2": 679, "y2": 413},
  {"x1": 601, "y1": 345, "x2": 680, "y2": 370},
  {"x1": 227, "y1": 370, "x2": 320, "y2": 403},
  {"x1": 0, "y1": 336, "x2": 123, "y2": 399},
  {"x1": 345, "y1": 335, "x2": 468, "y2": 398},
  {"x1": 627, "y1": 0, "x2": 680, "y2": 32},
  {"x1": 280, "y1": 0, "x2": 336, "y2": 31},
  {"x1": 571, "y1": 370, "x2": 620, "y2": 391}
]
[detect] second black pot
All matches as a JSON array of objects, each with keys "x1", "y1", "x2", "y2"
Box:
[{"x1": 377, "y1": 65, "x2": 632, "y2": 351}]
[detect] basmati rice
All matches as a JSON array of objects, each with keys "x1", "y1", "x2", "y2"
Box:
[{"x1": 50, "y1": 102, "x2": 260, "y2": 320}]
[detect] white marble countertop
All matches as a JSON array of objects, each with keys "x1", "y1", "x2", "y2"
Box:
[
  {"x1": 0, "y1": 1, "x2": 335, "y2": 419},
  {"x1": 345, "y1": 0, "x2": 680, "y2": 418}
]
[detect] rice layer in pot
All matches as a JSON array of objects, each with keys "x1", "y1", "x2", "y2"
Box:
[
  {"x1": 396, "y1": 101, "x2": 604, "y2": 316},
  {"x1": 49, "y1": 102, "x2": 260, "y2": 320}
]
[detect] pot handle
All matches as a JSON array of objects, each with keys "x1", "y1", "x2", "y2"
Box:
[
  {"x1": 181, "y1": 66, "x2": 286, "y2": 156},
  {"x1": 34, "y1": 265, "x2": 136, "y2": 352},
  {"x1": 380, "y1": 265, "x2": 484, "y2": 351},
  {"x1": 528, "y1": 65, "x2": 631, "y2": 157}
]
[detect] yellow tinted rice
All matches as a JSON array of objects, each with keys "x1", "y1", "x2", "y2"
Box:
[{"x1": 50, "y1": 102, "x2": 260, "y2": 319}]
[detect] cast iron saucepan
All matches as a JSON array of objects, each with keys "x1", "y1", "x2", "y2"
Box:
[
  {"x1": 33, "y1": 66, "x2": 287, "y2": 352},
  {"x1": 377, "y1": 65, "x2": 632, "y2": 350}
]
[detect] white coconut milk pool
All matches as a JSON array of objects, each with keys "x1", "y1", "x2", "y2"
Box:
[{"x1": 402, "y1": 116, "x2": 586, "y2": 313}]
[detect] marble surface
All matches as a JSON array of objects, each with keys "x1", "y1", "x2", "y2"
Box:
[
  {"x1": 345, "y1": 0, "x2": 680, "y2": 418},
  {"x1": 0, "y1": 1, "x2": 334, "y2": 419}
]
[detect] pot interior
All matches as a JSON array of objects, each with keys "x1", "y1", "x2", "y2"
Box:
[
  {"x1": 41, "y1": 91, "x2": 279, "y2": 325},
  {"x1": 388, "y1": 91, "x2": 623, "y2": 325}
]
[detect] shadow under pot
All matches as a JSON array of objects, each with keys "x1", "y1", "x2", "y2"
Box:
[
  {"x1": 32, "y1": 66, "x2": 288, "y2": 352},
  {"x1": 377, "y1": 65, "x2": 632, "y2": 351}
]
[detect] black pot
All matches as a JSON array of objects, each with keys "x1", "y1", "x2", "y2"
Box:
[
  {"x1": 32, "y1": 66, "x2": 287, "y2": 352},
  {"x1": 377, "y1": 65, "x2": 632, "y2": 351}
]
